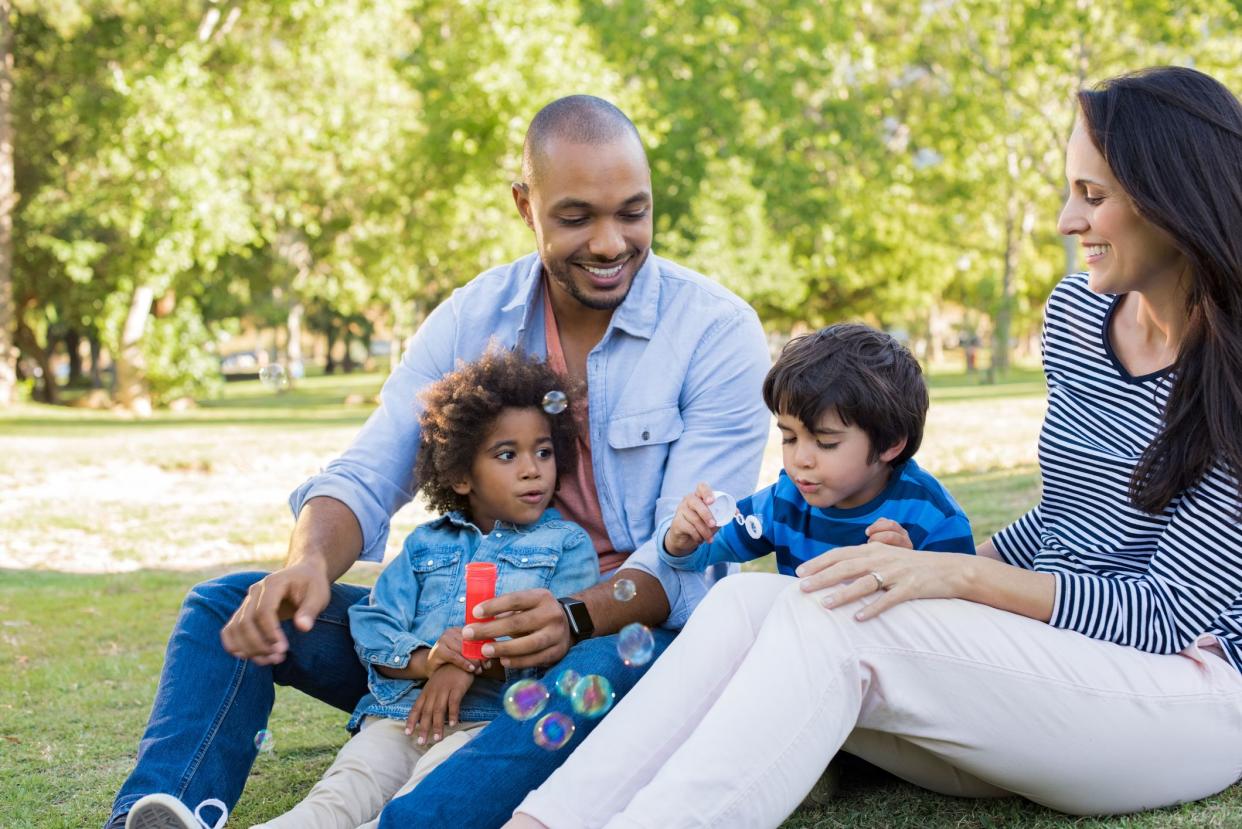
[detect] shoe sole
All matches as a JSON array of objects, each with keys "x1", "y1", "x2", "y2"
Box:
[{"x1": 126, "y1": 804, "x2": 196, "y2": 829}]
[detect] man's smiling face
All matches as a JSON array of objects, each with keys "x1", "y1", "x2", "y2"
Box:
[{"x1": 515, "y1": 133, "x2": 653, "y2": 312}]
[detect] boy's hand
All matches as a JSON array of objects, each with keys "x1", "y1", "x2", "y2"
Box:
[
  {"x1": 664, "y1": 483, "x2": 723, "y2": 556},
  {"x1": 865, "y1": 518, "x2": 912, "y2": 549},
  {"x1": 406, "y1": 664, "x2": 475, "y2": 744},
  {"x1": 426, "y1": 627, "x2": 484, "y2": 675}
]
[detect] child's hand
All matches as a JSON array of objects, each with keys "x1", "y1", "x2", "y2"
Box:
[
  {"x1": 405, "y1": 665, "x2": 475, "y2": 744},
  {"x1": 866, "y1": 518, "x2": 912, "y2": 549},
  {"x1": 664, "y1": 483, "x2": 724, "y2": 556},
  {"x1": 427, "y1": 628, "x2": 484, "y2": 676}
]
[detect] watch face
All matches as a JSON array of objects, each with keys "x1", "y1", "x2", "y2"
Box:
[{"x1": 561, "y1": 598, "x2": 594, "y2": 639}]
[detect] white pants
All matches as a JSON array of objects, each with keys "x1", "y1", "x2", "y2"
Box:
[
  {"x1": 254, "y1": 717, "x2": 487, "y2": 829},
  {"x1": 517, "y1": 573, "x2": 1242, "y2": 828}
]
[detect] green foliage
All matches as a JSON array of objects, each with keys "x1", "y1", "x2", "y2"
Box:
[
  {"x1": 141, "y1": 300, "x2": 222, "y2": 405},
  {"x1": 10, "y1": 0, "x2": 1242, "y2": 403}
]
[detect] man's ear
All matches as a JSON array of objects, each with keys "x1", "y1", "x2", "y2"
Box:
[
  {"x1": 512, "y1": 182, "x2": 535, "y2": 230},
  {"x1": 878, "y1": 437, "x2": 908, "y2": 464},
  {"x1": 451, "y1": 478, "x2": 472, "y2": 496}
]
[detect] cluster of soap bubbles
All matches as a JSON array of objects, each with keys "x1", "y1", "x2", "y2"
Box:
[
  {"x1": 541, "y1": 390, "x2": 568, "y2": 415},
  {"x1": 504, "y1": 672, "x2": 616, "y2": 751},
  {"x1": 258, "y1": 364, "x2": 290, "y2": 391},
  {"x1": 254, "y1": 729, "x2": 274, "y2": 753}
]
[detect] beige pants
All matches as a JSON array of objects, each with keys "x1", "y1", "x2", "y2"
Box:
[
  {"x1": 255, "y1": 716, "x2": 488, "y2": 829},
  {"x1": 518, "y1": 572, "x2": 1242, "y2": 828}
]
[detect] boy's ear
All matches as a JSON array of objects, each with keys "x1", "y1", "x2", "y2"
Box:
[
  {"x1": 451, "y1": 478, "x2": 472, "y2": 496},
  {"x1": 878, "y1": 437, "x2": 908, "y2": 464}
]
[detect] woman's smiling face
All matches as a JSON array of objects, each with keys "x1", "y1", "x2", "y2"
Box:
[{"x1": 1057, "y1": 119, "x2": 1185, "y2": 296}]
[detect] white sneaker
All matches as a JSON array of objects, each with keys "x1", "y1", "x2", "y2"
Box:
[{"x1": 125, "y1": 794, "x2": 228, "y2": 829}]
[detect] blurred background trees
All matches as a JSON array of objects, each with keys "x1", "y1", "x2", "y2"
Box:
[{"x1": 3, "y1": 0, "x2": 1239, "y2": 408}]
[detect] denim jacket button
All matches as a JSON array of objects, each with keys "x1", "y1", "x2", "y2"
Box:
[
  {"x1": 458, "y1": 596, "x2": 465, "y2": 602},
  {"x1": 390, "y1": 656, "x2": 400, "y2": 664},
  {"x1": 521, "y1": 557, "x2": 528, "y2": 563},
  {"x1": 642, "y1": 429, "x2": 650, "y2": 441},
  {"x1": 425, "y1": 559, "x2": 434, "y2": 566}
]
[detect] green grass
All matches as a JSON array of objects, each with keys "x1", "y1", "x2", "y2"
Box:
[{"x1": 2, "y1": 369, "x2": 1238, "y2": 828}]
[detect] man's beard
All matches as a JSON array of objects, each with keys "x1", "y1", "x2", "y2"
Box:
[{"x1": 544, "y1": 248, "x2": 647, "y2": 312}]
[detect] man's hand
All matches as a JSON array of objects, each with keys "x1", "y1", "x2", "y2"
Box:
[
  {"x1": 220, "y1": 561, "x2": 330, "y2": 665},
  {"x1": 864, "y1": 517, "x2": 913, "y2": 549},
  {"x1": 427, "y1": 627, "x2": 484, "y2": 675},
  {"x1": 462, "y1": 589, "x2": 570, "y2": 670},
  {"x1": 664, "y1": 482, "x2": 722, "y2": 556},
  {"x1": 406, "y1": 664, "x2": 475, "y2": 744}
]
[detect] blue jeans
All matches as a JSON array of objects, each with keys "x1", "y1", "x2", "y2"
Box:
[
  {"x1": 105, "y1": 572, "x2": 371, "y2": 829},
  {"x1": 377, "y1": 627, "x2": 676, "y2": 829}
]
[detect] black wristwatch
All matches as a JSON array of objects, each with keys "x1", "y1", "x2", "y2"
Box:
[{"x1": 557, "y1": 597, "x2": 595, "y2": 644}]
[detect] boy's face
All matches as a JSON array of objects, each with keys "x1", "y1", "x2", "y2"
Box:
[
  {"x1": 452, "y1": 407, "x2": 558, "y2": 532},
  {"x1": 777, "y1": 409, "x2": 905, "y2": 510}
]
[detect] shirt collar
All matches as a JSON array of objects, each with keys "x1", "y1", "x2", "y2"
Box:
[
  {"x1": 506, "y1": 251, "x2": 662, "y2": 343},
  {"x1": 435, "y1": 507, "x2": 562, "y2": 534}
]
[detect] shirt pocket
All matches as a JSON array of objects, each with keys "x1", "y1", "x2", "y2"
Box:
[
  {"x1": 495, "y1": 546, "x2": 562, "y2": 596},
  {"x1": 409, "y1": 547, "x2": 463, "y2": 614},
  {"x1": 607, "y1": 406, "x2": 685, "y2": 531}
]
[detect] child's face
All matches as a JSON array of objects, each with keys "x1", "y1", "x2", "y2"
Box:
[
  {"x1": 452, "y1": 407, "x2": 558, "y2": 531},
  {"x1": 777, "y1": 409, "x2": 904, "y2": 510}
]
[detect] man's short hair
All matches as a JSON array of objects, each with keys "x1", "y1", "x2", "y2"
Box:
[
  {"x1": 761, "y1": 323, "x2": 928, "y2": 466},
  {"x1": 522, "y1": 95, "x2": 644, "y2": 184}
]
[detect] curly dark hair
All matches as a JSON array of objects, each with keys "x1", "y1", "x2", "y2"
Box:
[
  {"x1": 762, "y1": 323, "x2": 928, "y2": 467},
  {"x1": 415, "y1": 348, "x2": 580, "y2": 516}
]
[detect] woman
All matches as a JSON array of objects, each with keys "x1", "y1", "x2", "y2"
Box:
[{"x1": 503, "y1": 66, "x2": 1242, "y2": 828}]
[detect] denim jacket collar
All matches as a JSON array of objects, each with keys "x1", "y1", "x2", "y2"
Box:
[{"x1": 428, "y1": 507, "x2": 566, "y2": 537}]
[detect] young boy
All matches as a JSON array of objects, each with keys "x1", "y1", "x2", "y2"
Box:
[
  {"x1": 661, "y1": 323, "x2": 973, "y2": 575},
  {"x1": 255, "y1": 349, "x2": 600, "y2": 829}
]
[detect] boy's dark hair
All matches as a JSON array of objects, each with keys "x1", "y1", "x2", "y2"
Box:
[
  {"x1": 415, "y1": 348, "x2": 579, "y2": 515},
  {"x1": 762, "y1": 323, "x2": 928, "y2": 466}
]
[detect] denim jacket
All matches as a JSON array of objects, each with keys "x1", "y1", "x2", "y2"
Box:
[
  {"x1": 346, "y1": 508, "x2": 599, "y2": 730},
  {"x1": 290, "y1": 252, "x2": 771, "y2": 630}
]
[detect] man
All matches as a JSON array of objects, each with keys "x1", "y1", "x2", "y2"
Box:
[{"x1": 112, "y1": 95, "x2": 770, "y2": 829}]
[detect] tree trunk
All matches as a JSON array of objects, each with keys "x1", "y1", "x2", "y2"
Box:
[
  {"x1": 0, "y1": 1, "x2": 16, "y2": 406},
  {"x1": 286, "y1": 301, "x2": 304, "y2": 380},
  {"x1": 324, "y1": 323, "x2": 337, "y2": 374},
  {"x1": 88, "y1": 331, "x2": 103, "y2": 389},
  {"x1": 115, "y1": 283, "x2": 155, "y2": 413},
  {"x1": 14, "y1": 318, "x2": 56, "y2": 404},
  {"x1": 66, "y1": 328, "x2": 83, "y2": 383}
]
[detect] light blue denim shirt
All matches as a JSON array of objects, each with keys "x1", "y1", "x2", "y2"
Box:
[
  {"x1": 347, "y1": 508, "x2": 599, "y2": 729},
  {"x1": 289, "y1": 251, "x2": 771, "y2": 628}
]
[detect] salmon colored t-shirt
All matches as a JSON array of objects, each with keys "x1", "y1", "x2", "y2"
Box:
[{"x1": 542, "y1": 282, "x2": 627, "y2": 573}]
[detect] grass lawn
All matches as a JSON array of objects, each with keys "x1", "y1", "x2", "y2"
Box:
[{"x1": 2, "y1": 369, "x2": 1237, "y2": 828}]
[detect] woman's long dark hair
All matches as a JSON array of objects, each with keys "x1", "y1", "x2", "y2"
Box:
[{"x1": 1078, "y1": 66, "x2": 1242, "y2": 512}]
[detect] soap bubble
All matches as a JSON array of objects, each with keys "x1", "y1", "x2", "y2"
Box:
[
  {"x1": 617, "y1": 623, "x2": 655, "y2": 667},
  {"x1": 541, "y1": 390, "x2": 568, "y2": 415},
  {"x1": 254, "y1": 729, "x2": 274, "y2": 753},
  {"x1": 503, "y1": 679, "x2": 550, "y2": 721},
  {"x1": 554, "y1": 669, "x2": 581, "y2": 697},
  {"x1": 258, "y1": 364, "x2": 288, "y2": 391},
  {"x1": 570, "y1": 674, "x2": 615, "y2": 718},
  {"x1": 707, "y1": 491, "x2": 737, "y2": 527},
  {"x1": 532, "y1": 711, "x2": 575, "y2": 750},
  {"x1": 612, "y1": 578, "x2": 637, "y2": 602},
  {"x1": 744, "y1": 514, "x2": 764, "y2": 540}
]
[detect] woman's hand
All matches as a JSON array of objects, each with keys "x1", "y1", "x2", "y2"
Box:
[{"x1": 795, "y1": 542, "x2": 973, "y2": 621}]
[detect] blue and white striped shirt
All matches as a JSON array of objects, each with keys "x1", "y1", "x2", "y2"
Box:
[
  {"x1": 658, "y1": 460, "x2": 975, "y2": 576},
  {"x1": 993, "y1": 274, "x2": 1242, "y2": 672}
]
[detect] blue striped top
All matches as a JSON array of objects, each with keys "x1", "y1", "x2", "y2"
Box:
[
  {"x1": 993, "y1": 274, "x2": 1242, "y2": 673},
  {"x1": 658, "y1": 459, "x2": 975, "y2": 576}
]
